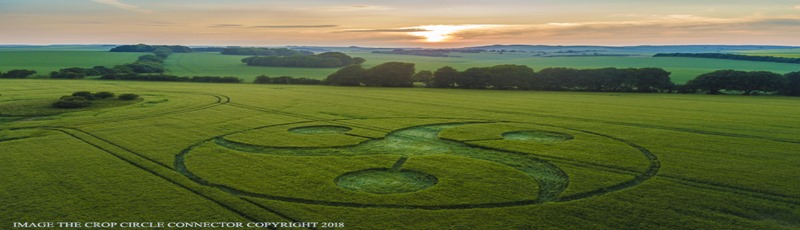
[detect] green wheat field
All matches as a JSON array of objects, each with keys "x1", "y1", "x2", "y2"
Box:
[{"x1": 2, "y1": 76, "x2": 799, "y2": 229}]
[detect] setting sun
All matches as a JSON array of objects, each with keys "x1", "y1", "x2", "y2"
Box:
[{"x1": 408, "y1": 25, "x2": 492, "y2": 42}]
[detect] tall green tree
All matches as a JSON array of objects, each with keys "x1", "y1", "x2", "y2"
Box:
[
  {"x1": 1, "y1": 69, "x2": 37, "y2": 78},
  {"x1": 432, "y1": 66, "x2": 459, "y2": 88},
  {"x1": 363, "y1": 62, "x2": 415, "y2": 87},
  {"x1": 632, "y1": 68, "x2": 672, "y2": 92},
  {"x1": 457, "y1": 67, "x2": 490, "y2": 89},
  {"x1": 780, "y1": 71, "x2": 800, "y2": 96},
  {"x1": 532, "y1": 67, "x2": 580, "y2": 90},
  {"x1": 325, "y1": 65, "x2": 365, "y2": 86},
  {"x1": 413, "y1": 70, "x2": 434, "y2": 87},
  {"x1": 488, "y1": 65, "x2": 533, "y2": 89},
  {"x1": 685, "y1": 70, "x2": 745, "y2": 94},
  {"x1": 734, "y1": 71, "x2": 784, "y2": 95}
]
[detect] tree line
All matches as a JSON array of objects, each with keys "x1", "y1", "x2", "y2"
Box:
[
  {"x1": 50, "y1": 48, "x2": 174, "y2": 79},
  {"x1": 242, "y1": 52, "x2": 365, "y2": 68},
  {"x1": 325, "y1": 63, "x2": 674, "y2": 91},
  {"x1": 253, "y1": 75, "x2": 322, "y2": 85},
  {"x1": 682, "y1": 70, "x2": 800, "y2": 96},
  {"x1": 0, "y1": 69, "x2": 38, "y2": 78},
  {"x1": 321, "y1": 63, "x2": 800, "y2": 96},
  {"x1": 99, "y1": 73, "x2": 241, "y2": 83},
  {"x1": 654, "y1": 53, "x2": 800, "y2": 64},
  {"x1": 222, "y1": 47, "x2": 313, "y2": 56},
  {"x1": 110, "y1": 44, "x2": 192, "y2": 53},
  {"x1": 53, "y1": 91, "x2": 139, "y2": 109},
  {"x1": 325, "y1": 62, "x2": 416, "y2": 87},
  {"x1": 45, "y1": 45, "x2": 246, "y2": 83}
]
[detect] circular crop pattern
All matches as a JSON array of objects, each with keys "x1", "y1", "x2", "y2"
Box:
[
  {"x1": 289, "y1": 125, "x2": 352, "y2": 134},
  {"x1": 176, "y1": 118, "x2": 658, "y2": 209},
  {"x1": 335, "y1": 169, "x2": 438, "y2": 194},
  {"x1": 502, "y1": 130, "x2": 573, "y2": 142}
]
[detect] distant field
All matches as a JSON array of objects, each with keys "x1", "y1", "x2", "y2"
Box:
[
  {"x1": 164, "y1": 52, "x2": 339, "y2": 80},
  {"x1": 739, "y1": 48, "x2": 800, "y2": 58},
  {"x1": 1, "y1": 79, "x2": 798, "y2": 229},
  {"x1": 0, "y1": 50, "x2": 140, "y2": 75},
  {"x1": 2, "y1": 47, "x2": 799, "y2": 83}
]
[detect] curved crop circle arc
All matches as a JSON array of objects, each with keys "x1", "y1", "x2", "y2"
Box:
[{"x1": 174, "y1": 118, "x2": 659, "y2": 209}]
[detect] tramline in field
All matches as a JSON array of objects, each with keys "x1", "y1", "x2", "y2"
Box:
[{"x1": 1, "y1": 80, "x2": 798, "y2": 229}]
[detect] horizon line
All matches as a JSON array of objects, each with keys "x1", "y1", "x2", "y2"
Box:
[{"x1": 2, "y1": 43, "x2": 799, "y2": 49}]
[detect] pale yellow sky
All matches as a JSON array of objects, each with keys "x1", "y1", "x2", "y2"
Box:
[{"x1": 1, "y1": 0, "x2": 799, "y2": 47}]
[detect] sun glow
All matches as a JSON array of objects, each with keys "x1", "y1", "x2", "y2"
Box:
[{"x1": 408, "y1": 25, "x2": 490, "y2": 42}]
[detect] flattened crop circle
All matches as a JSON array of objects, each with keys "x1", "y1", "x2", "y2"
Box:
[
  {"x1": 502, "y1": 130, "x2": 574, "y2": 142},
  {"x1": 176, "y1": 118, "x2": 659, "y2": 209},
  {"x1": 335, "y1": 169, "x2": 438, "y2": 194},
  {"x1": 288, "y1": 125, "x2": 352, "y2": 134}
]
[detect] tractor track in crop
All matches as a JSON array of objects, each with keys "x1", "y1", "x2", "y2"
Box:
[{"x1": 8, "y1": 125, "x2": 307, "y2": 227}]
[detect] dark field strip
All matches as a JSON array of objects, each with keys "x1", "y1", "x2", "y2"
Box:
[
  {"x1": 0, "y1": 136, "x2": 31, "y2": 143},
  {"x1": 12, "y1": 126, "x2": 301, "y2": 224}
]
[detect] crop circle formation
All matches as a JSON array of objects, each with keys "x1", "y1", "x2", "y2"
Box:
[
  {"x1": 177, "y1": 118, "x2": 658, "y2": 209},
  {"x1": 502, "y1": 130, "x2": 574, "y2": 142},
  {"x1": 335, "y1": 169, "x2": 438, "y2": 194}
]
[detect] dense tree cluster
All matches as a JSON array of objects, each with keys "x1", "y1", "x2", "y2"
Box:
[
  {"x1": 110, "y1": 44, "x2": 192, "y2": 53},
  {"x1": 137, "y1": 54, "x2": 165, "y2": 63},
  {"x1": 363, "y1": 62, "x2": 416, "y2": 87},
  {"x1": 682, "y1": 70, "x2": 795, "y2": 95},
  {"x1": 324, "y1": 65, "x2": 366, "y2": 86},
  {"x1": 153, "y1": 48, "x2": 174, "y2": 58},
  {"x1": 253, "y1": 75, "x2": 322, "y2": 85},
  {"x1": 118, "y1": 93, "x2": 140, "y2": 100},
  {"x1": 53, "y1": 96, "x2": 91, "y2": 108},
  {"x1": 192, "y1": 47, "x2": 225, "y2": 52},
  {"x1": 654, "y1": 53, "x2": 800, "y2": 64},
  {"x1": 324, "y1": 64, "x2": 674, "y2": 91},
  {"x1": 413, "y1": 70, "x2": 434, "y2": 86},
  {"x1": 50, "y1": 66, "x2": 116, "y2": 79},
  {"x1": 0, "y1": 69, "x2": 37, "y2": 78},
  {"x1": 425, "y1": 66, "x2": 673, "y2": 92},
  {"x1": 324, "y1": 62, "x2": 416, "y2": 87},
  {"x1": 51, "y1": 47, "x2": 174, "y2": 79},
  {"x1": 46, "y1": 47, "x2": 245, "y2": 83},
  {"x1": 222, "y1": 47, "x2": 313, "y2": 56},
  {"x1": 119, "y1": 61, "x2": 166, "y2": 74},
  {"x1": 99, "y1": 73, "x2": 241, "y2": 83},
  {"x1": 782, "y1": 72, "x2": 800, "y2": 96},
  {"x1": 242, "y1": 52, "x2": 362, "y2": 68},
  {"x1": 532, "y1": 67, "x2": 673, "y2": 92},
  {"x1": 52, "y1": 91, "x2": 135, "y2": 108}
]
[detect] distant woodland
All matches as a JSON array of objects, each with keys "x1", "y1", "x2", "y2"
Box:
[{"x1": 654, "y1": 53, "x2": 800, "y2": 64}]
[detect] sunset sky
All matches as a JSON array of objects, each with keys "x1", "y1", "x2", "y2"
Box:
[{"x1": 1, "y1": 0, "x2": 799, "y2": 47}]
